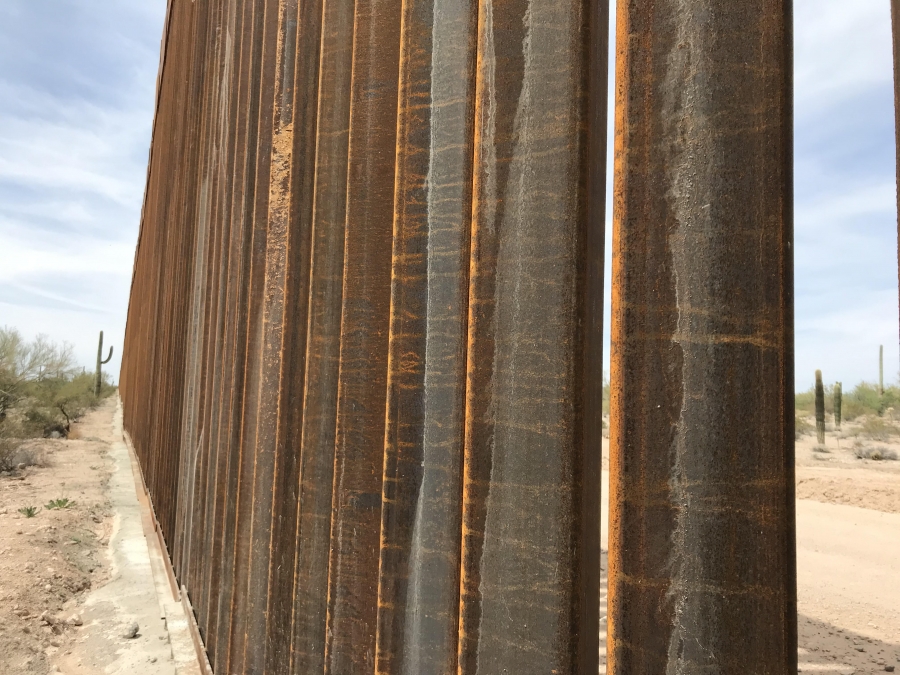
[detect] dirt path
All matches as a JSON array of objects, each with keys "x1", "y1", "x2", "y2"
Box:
[
  {"x1": 0, "y1": 398, "x2": 192, "y2": 674},
  {"x1": 0, "y1": 399, "x2": 117, "y2": 673}
]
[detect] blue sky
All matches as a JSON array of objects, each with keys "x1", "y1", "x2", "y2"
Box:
[{"x1": 0, "y1": 0, "x2": 897, "y2": 390}]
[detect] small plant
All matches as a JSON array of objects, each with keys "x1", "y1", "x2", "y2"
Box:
[
  {"x1": 45, "y1": 498, "x2": 75, "y2": 510},
  {"x1": 812, "y1": 445, "x2": 830, "y2": 453},
  {"x1": 815, "y1": 370, "x2": 825, "y2": 445},
  {"x1": 18, "y1": 505, "x2": 39, "y2": 518}
]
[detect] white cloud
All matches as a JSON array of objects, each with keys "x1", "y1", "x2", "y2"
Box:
[{"x1": 795, "y1": 0, "x2": 894, "y2": 110}]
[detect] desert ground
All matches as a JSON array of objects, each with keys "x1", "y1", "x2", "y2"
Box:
[
  {"x1": 0, "y1": 398, "x2": 192, "y2": 674},
  {"x1": 1, "y1": 401, "x2": 898, "y2": 673}
]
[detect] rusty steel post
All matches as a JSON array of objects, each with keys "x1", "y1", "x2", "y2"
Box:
[
  {"x1": 609, "y1": 2, "x2": 796, "y2": 673},
  {"x1": 373, "y1": 0, "x2": 478, "y2": 669},
  {"x1": 456, "y1": 0, "x2": 608, "y2": 671},
  {"x1": 258, "y1": 0, "x2": 325, "y2": 671},
  {"x1": 323, "y1": 0, "x2": 402, "y2": 668},
  {"x1": 288, "y1": 0, "x2": 354, "y2": 668}
]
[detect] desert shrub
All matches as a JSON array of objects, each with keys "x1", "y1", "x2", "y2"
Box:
[
  {"x1": 853, "y1": 444, "x2": 899, "y2": 461},
  {"x1": 795, "y1": 415, "x2": 814, "y2": 439},
  {"x1": 0, "y1": 418, "x2": 23, "y2": 471},
  {"x1": 0, "y1": 438, "x2": 16, "y2": 472},
  {"x1": 796, "y1": 385, "x2": 835, "y2": 416},
  {"x1": 858, "y1": 417, "x2": 900, "y2": 442},
  {"x1": 849, "y1": 383, "x2": 884, "y2": 415},
  {"x1": 0, "y1": 431, "x2": 43, "y2": 472},
  {"x1": 841, "y1": 398, "x2": 868, "y2": 422},
  {"x1": 795, "y1": 390, "x2": 815, "y2": 415},
  {"x1": 17, "y1": 372, "x2": 102, "y2": 437}
]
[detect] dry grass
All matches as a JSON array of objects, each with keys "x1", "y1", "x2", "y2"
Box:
[
  {"x1": 796, "y1": 415, "x2": 814, "y2": 440},
  {"x1": 857, "y1": 417, "x2": 900, "y2": 442}
]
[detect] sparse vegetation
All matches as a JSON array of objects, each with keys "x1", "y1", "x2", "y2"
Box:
[
  {"x1": 45, "y1": 497, "x2": 75, "y2": 510},
  {"x1": 797, "y1": 380, "x2": 900, "y2": 421},
  {"x1": 0, "y1": 426, "x2": 41, "y2": 472},
  {"x1": 795, "y1": 414, "x2": 814, "y2": 439},
  {"x1": 853, "y1": 443, "x2": 898, "y2": 461},
  {"x1": 858, "y1": 417, "x2": 900, "y2": 442},
  {"x1": 0, "y1": 327, "x2": 115, "y2": 466}
]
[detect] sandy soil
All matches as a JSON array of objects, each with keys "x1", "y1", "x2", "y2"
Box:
[
  {"x1": 792, "y1": 413, "x2": 900, "y2": 674},
  {"x1": 0, "y1": 399, "x2": 184, "y2": 675},
  {"x1": 0, "y1": 400, "x2": 116, "y2": 673},
  {"x1": 796, "y1": 415, "x2": 900, "y2": 514}
]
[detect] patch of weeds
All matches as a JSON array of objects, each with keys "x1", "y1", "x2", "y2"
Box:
[
  {"x1": 45, "y1": 498, "x2": 75, "y2": 510},
  {"x1": 18, "y1": 505, "x2": 39, "y2": 518},
  {"x1": 853, "y1": 443, "x2": 899, "y2": 461}
]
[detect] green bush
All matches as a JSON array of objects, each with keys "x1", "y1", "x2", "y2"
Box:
[
  {"x1": 841, "y1": 398, "x2": 868, "y2": 422},
  {"x1": 18, "y1": 373, "x2": 106, "y2": 437}
]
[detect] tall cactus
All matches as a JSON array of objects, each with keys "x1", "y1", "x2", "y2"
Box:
[
  {"x1": 94, "y1": 331, "x2": 113, "y2": 397},
  {"x1": 815, "y1": 369, "x2": 826, "y2": 446},
  {"x1": 879, "y1": 344, "x2": 884, "y2": 395},
  {"x1": 833, "y1": 381, "x2": 842, "y2": 430}
]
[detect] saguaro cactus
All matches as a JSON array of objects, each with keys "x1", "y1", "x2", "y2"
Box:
[
  {"x1": 94, "y1": 331, "x2": 113, "y2": 397},
  {"x1": 834, "y1": 381, "x2": 843, "y2": 430},
  {"x1": 880, "y1": 345, "x2": 884, "y2": 395},
  {"x1": 815, "y1": 370, "x2": 826, "y2": 445}
]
